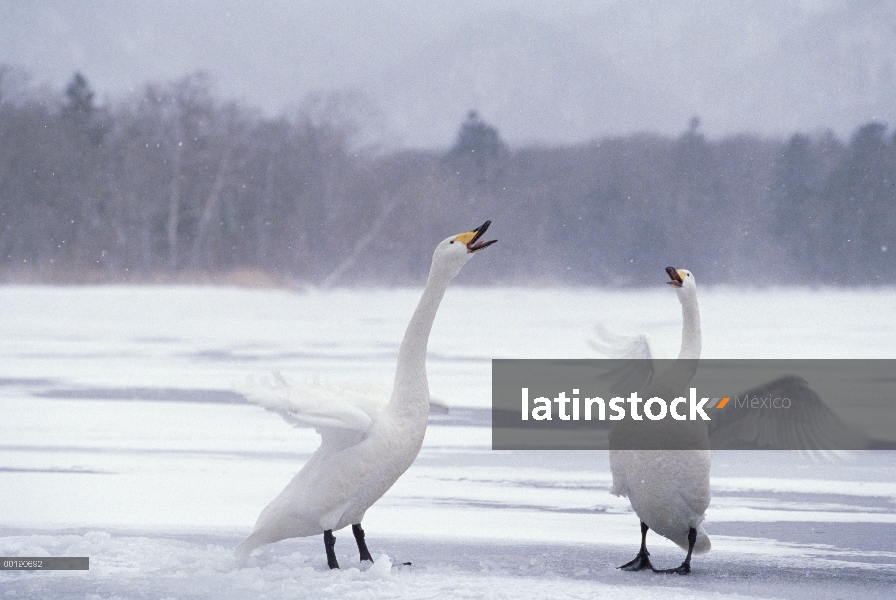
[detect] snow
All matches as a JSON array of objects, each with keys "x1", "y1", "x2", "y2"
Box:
[{"x1": 1, "y1": 285, "x2": 895, "y2": 598}]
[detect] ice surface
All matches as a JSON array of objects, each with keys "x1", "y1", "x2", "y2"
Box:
[{"x1": 1, "y1": 285, "x2": 895, "y2": 598}]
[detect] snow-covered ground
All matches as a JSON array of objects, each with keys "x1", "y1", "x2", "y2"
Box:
[{"x1": 1, "y1": 285, "x2": 895, "y2": 599}]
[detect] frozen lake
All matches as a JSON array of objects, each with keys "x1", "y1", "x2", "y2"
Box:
[{"x1": 1, "y1": 285, "x2": 895, "y2": 598}]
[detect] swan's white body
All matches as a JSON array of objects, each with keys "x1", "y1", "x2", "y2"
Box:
[
  {"x1": 610, "y1": 448, "x2": 711, "y2": 552},
  {"x1": 598, "y1": 269, "x2": 712, "y2": 556},
  {"x1": 235, "y1": 225, "x2": 493, "y2": 558}
]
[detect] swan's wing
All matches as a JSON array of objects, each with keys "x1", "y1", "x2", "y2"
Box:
[
  {"x1": 589, "y1": 324, "x2": 666, "y2": 395},
  {"x1": 323, "y1": 379, "x2": 448, "y2": 413},
  {"x1": 237, "y1": 374, "x2": 383, "y2": 434},
  {"x1": 238, "y1": 373, "x2": 449, "y2": 434},
  {"x1": 429, "y1": 395, "x2": 450, "y2": 414},
  {"x1": 708, "y1": 375, "x2": 868, "y2": 451},
  {"x1": 589, "y1": 324, "x2": 664, "y2": 360},
  {"x1": 322, "y1": 380, "x2": 448, "y2": 413}
]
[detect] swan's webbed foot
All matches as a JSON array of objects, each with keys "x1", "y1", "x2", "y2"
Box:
[
  {"x1": 654, "y1": 526, "x2": 696, "y2": 575},
  {"x1": 619, "y1": 549, "x2": 653, "y2": 571},
  {"x1": 653, "y1": 562, "x2": 690, "y2": 575},
  {"x1": 352, "y1": 523, "x2": 373, "y2": 563},
  {"x1": 324, "y1": 529, "x2": 339, "y2": 569},
  {"x1": 619, "y1": 521, "x2": 653, "y2": 571}
]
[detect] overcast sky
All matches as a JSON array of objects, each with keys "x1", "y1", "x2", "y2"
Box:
[{"x1": 2, "y1": 1, "x2": 895, "y2": 149}]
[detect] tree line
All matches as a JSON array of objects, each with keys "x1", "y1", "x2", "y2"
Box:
[{"x1": 0, "y1": 68, "x2": 893, "y2": 286}]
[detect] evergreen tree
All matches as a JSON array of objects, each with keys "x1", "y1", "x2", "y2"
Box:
[
  {"x1": 823, "y1": 122, "x2": 895, "y2": 282},
  {"x1": 771, "y1": 134, "x2": 819, "y2": 278},
  {"x1": 62, "y1": 72, "x2": 105, "y2": 145},
  {"x1": 443, "y1": 111, "x2": 508, "y2": 186}
]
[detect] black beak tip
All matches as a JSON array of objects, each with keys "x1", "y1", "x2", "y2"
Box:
[
  {"x1": 665, "y1": 266, "x2": 683, "y2": 285},
  {"x1": 467, "y1": 220, "x2": 492, "y2": 248}
]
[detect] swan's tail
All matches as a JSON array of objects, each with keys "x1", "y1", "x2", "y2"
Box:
[
  {"x1": 692, "y1": 525, "x2": 711, "y2": 554},
  {"x1": 646, "y1": 516, "x2": 711, "y2": 555},
  {"x1": 234, "y1": 530, "x2": 267, "y2": 558},
  {"x1": 668, "y1": 523, "x2": 711, "y2": 555}
]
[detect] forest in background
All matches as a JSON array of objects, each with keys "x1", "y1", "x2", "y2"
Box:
[{"x1": 0, "y1": 67, "x2": 893, "y2": 287}]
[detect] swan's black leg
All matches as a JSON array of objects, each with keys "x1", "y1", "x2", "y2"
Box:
[
  {"x1": 619, "y1": 521, "x2": 653, "y2": 571},
  {"x1": 655, "y1": 527, "x2": 696, "y2": 575},
  {"x1": 324, "y1": 529, "x2": 339, "y2": 569},
  {"x1": 352, "y1": 523, "x2": 374, "y2": 563}
]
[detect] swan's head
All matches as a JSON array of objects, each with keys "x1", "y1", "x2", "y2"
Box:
[
  {"x1": 666, "y1": 266, "x2": 697, "y2": 299},
  {"x1": 430, "y1": 221, "x2": 497, "y2": 280}
]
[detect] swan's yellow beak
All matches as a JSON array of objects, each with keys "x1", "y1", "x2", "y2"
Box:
[
  {"x1": 666, "y1": 266, "x2": 684, "y2": 288},
  {"x1": 455, "y1": 220, "x2": 497, "y2": 253}
]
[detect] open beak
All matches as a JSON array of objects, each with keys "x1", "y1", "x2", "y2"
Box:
[
  {"x1": 455, "y1": 220, "x2": 498, "y2": 253},
  {"x1": 666, "y1": 266, "x2": 684, "y2": 288}
]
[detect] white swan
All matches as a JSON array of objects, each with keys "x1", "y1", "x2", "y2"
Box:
[
  {"x1": 595, "y1": 266, "x2": 711, "y2": 574},
  {"x1": 596, "y1": 268, "x2": 875, "y2": 574},
  {"x1": 234, "y1": 221, "x2": 497, "y2": 567}
]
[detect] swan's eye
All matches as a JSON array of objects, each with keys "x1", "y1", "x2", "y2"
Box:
[{"x1": 450, "y1": 241, "x2": 454, "y2": 244}]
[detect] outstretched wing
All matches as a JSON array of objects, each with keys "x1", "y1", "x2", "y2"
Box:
[
  {"x1": 589, "y1": 323, "x2": 666, "y2": 395},
  {"x1": 708, "y1": 375, "x2": 868, "y2": 451},
  {"x1": 237, "y1": 373, "x2": 383, "y2": 433},
  {"x1": 237, "y1": 372, "x2": 450, "y2": 436},
  {"x1": 589, "y1": 323, "x2": 664, "y2": 360},
  {"x1": 428, "y1": 395, "x2": 450, "y2": 414}
]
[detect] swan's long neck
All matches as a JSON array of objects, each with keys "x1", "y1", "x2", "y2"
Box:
[
  {"x1": 388, "y1": 269, "x2": 451, "y2": 414},
  {"x1": 677, "y1": 294, "x2": 702, "y2": 360}
]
